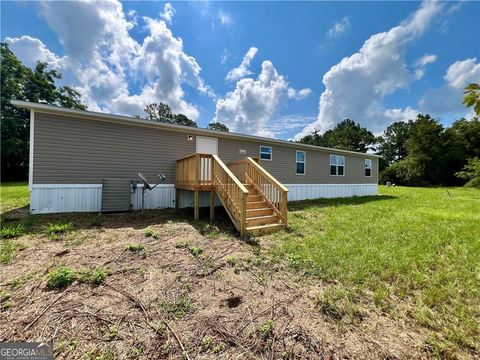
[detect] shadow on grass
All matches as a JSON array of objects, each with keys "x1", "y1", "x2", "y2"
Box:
[
  {"x1": 288, "y1": 194, "x2": 397, "y2": 211},
  {"x1": 1, "y1": 205, "x2": 238, "y2": 238},
  {"x1": 1, "y1": 195, "x2": 396, "y2": 240}
]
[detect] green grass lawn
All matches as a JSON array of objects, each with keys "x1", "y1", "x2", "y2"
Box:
[
  {"x1": 0, "y1": 182, "x2": 29, "y2": 213},
  {"x1": 272, "y1": 185, "x2": 480, "y2": 357},
  {"x1": 1, "y1": 182, "x2": 478, "y2": 356}
]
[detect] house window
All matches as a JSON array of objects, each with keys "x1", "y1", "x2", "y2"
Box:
[
  {"x1": 365, "y1": 159, "x2": 372, "y2": 177},
  {"x1": 330, "y1": 155, "x2": 345, "y2": 176},
  {"x1": 259, "y1": 146, "x2": 272, "y2": 161},
  {"x1": 296, "y1": 151, "x2": 306, "y2": 175}
]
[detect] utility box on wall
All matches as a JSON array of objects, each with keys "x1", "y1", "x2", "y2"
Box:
[{"x1": 101, "y1": 178, "x2": 131, "y2": 212}]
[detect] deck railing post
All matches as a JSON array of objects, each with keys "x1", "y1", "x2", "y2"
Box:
[{"x1": 240, "y1": 192, "x2": 247, "y2": 239}]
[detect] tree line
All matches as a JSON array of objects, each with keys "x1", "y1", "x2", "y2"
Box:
[
  {"x1": 298, "y1": 113, "x2": 480, "y2": 187},
  {"x1": 1, "y1": 42, "x2": 479, "y2": 186}
]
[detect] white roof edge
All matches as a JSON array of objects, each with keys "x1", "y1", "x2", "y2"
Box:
[{"x1": 11, "y1": 100, "x2": 382, "y2": 158}]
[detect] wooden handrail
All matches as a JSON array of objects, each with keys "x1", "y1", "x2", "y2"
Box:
[
  {"x1": 212, "y1": 155, "x2": 248, "y2": 238},
  {"x1": 244, "y1": 157, "x2": 288, "y2": 225},
  {"x1": 213, "y1": 155, "x2": 248, "y2": 193},
  {"x1": 246, "y1": 157, "x2": 289, "y2": 192}
]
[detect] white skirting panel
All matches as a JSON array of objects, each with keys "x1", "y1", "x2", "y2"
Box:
[
  {"x1": 31, "y1": 183, "x2": 377, "y2": 214},
  {"x1": 285, "y1": 183, "x2": 378, "y2": 201},
  {"x1": 31, "y1": 184, "x2": 102, "y2": 214},
  {"x1": 131, "y1": 184, "x2": 175, "y2": 210},
  {"x1": 31, "y1": 184, "x2": 220, "y2": 214}
]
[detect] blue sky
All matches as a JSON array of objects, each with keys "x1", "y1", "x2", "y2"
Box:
[{"x1": 2, "y1": 1, "x2": 479, "y2": 139}]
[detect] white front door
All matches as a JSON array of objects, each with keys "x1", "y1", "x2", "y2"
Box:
[
  {"x1": 196, "y1": 136, "x2": 218, "y2": 155},
  {"x1": 196, "y1": 136, "x2": 218, "y2": 181}
]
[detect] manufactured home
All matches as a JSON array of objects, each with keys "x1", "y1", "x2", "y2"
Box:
[{"x1": 12, "y1": 100, "x2": 379, "y2": 237}]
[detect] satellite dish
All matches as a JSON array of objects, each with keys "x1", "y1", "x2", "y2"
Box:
[{"x1": 137, "y1": 172, "x2": 166, "y2": 211}]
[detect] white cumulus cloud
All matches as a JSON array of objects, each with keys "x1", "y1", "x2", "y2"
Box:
[
  {"x1": 160, "y1": 3, "x2": 175, "y2": 24},
  {"x1": 420, "y1": 57, "x2": 480, "y2": 116},
  {"x1": 414, "y1": 54, "x2": 437, "y2": 79},
  {"x1": 215, "y1": 59, "x2": 310, "y2": 137},
  {"x1": 296, "y1": 0, "x2": 444, "y2": 139},
  {"x1": 326, "y1": 17, "x2": 351, "y2": 38},
  {"x1": 225, "y1": 47, "x2": 258, "y2": 82},
  {"x1": 7, "y1": 0, "x2": 209, "y2": 120}
]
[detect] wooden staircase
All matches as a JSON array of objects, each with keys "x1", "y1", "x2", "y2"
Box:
[
  {"x1": 244, "y1": 183, "x2": 285, "y2": 236},
  {"x1": 176, "y1": 154, "x2": 288, "y2": 238}
]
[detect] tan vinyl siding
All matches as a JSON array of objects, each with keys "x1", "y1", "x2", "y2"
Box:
[
  {"x1": 33, "y1": 113, "x2": 378, "y2": 185},
  {"x1": 218, "y1": 139, "x2": 378, "y2": 184},
  {"x1": 34, "y1": 113, "x2": 195, "y2": 184}
]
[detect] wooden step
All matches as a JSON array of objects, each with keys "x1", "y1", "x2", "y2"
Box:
[
  {"x1": 247, "y1": 201, "x2": 268, "y2": 209},
  {"x1": 247, "y1": 223, "x2": 286, "y2": 236},
  {"x1": 246, "y1": 214, "x2": 280, "y2": 227},
  {"x1": 246, "y1": 207, "x2": 274, "y2": 217},
  {"x1": 247, "y1": 194, "x2": 263, "y2": 202}
]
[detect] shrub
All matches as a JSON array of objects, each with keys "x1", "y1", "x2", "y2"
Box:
[
  {"x1": 0, "y1": 224, "x2": 25, "y2": 239},
  {"x1": 455, "y1": 157, "x2": 480, "y2": 188},
  {"x1": 47, "y1": 266, "x2": 76, "y2": 288}
]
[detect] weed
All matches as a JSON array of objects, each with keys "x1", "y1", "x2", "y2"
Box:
[
  {"x1": 175, "y1": 241, "x2": 189, "y2": 249},
  {"x1": 259, "y1": 320, "x2": 274, "y2": 339},
  {"x1": 105, "y1": 325, "x2": 118, "y2": 340},
  {"x1": 212, "y1": 342, "x2": 225, "y2": 353},
  {"x1": 252, "y1": 245, "x2": 262, "y2": 256},
  {"x1": 144, "y1": 227, "x2": 159, "y2": 239},
  {"x1": 225, "y1": 255, "x2": 237, "y2": 267},
  {"x1": 0, "y1": 239, "x2": 26, "y2": 264},
  {"x1": 54, "y1": 338, "x2": 77, "y2": 358},
  {"x1": 0, "y1": 224, "x2": 26, "y2": 239},
  {"x1": 199, "y1": 223, "x2": 220, "y2": 238},
  {"x1": 188, "y1": 246, "x2": 203, "y2": 257},
  {"x1": 125, "y1": 244, "x2": 145, "y2": 252},
  {"x1": 45, "y1": 222, "x2": 72, "y2": 238},
  {"x1": 0, "y1": 290, "x2": 12, "y2": 310},
  {"x1": 159, "y1": 295, "x2": 195, "y2": 319},
  {"x1": 47, "y1": 266, "x2": 76, "y2": 288},
  {"x1": 201, "y1": 336, "x2": 214, "y2": 351},
  {"x1": 84, "y1": 347, "x2": 115, "y2": 360},
  {"x1": 314, "y1": 287, "x2": 362, "y2": 323},
  {"x1": 78, "y1": 267, "x2": 109, "y2": 285}
]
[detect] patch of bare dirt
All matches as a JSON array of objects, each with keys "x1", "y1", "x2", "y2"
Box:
[{"x1": 0, "y1": 208, "x2": 429, "y2": 359}]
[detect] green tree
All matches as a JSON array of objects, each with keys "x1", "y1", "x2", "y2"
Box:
[
  {"x1": 174, "y1": 114, "x2": 197, "y2": 127},
  {"x1": 455, "y1": 157, "x2": 480, "y2": 188},
  {"x1": 1, "y1": 43, "x2": 85, "y2": 181},
  {"x1": 141, "y1": 102, "x2": 197, "y2": 127},
  {"x1": 299, "y1": 119, "x2": 376, "y2": 153},
  {"x1": 403, "y1": 114, "x2": 446, "y2": 185},
  {"x1": 377, "y1": 121, "x2": 411, "y2": 164},
  {"x1": 207, "y1": 122, "x2": 229, "y2": 132},
  {"x1": 463, "y1": 83, "x2": 480, "y2": 116}
]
